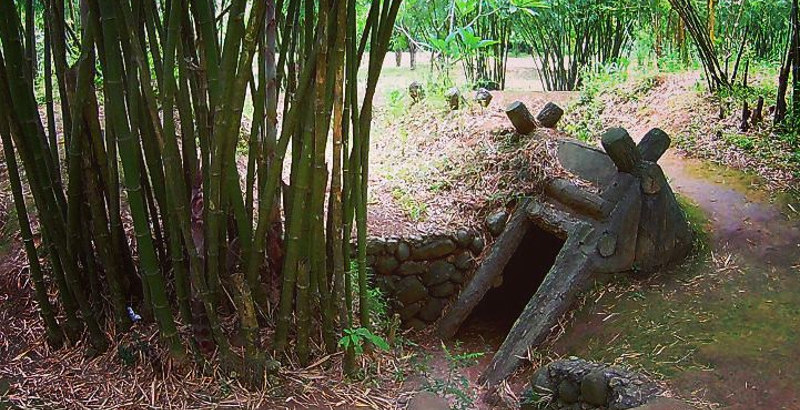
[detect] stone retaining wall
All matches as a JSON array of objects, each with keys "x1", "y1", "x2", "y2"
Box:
[
  {"x1": 522, "y1": 357, "x2": 662, "y2": 410},
  {"x1": 365, "y1": 230, "x2": 485, "y2": 329}
]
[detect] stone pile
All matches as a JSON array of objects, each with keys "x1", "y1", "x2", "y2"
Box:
[
  {"x1": 522, "y1": 357, "x2": 662, "y2": 410},
  {"x1": 365, "y1": 230, "x2": 484, "y2": 329}
]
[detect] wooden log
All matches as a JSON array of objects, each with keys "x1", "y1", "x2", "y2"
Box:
[
  {"x1": 601, "y1": 128, "x2": 641, "y2": 174},
  {"x1": 505, "y1": 101, "x2": 537, "y2": 134},
  {"x1": 545, "y1": 178, "x2": 610, "y2": 220},
  {"x1": 475, "y1": 88, "x2": 493, "y2": 107},
  {"x1": 739, "y1": 101, "x2": 751, "y2": 131},
  {"x1": 445, "y1": 87, "x2": 460, "y2": 110},
  {"x1": 752, "y1": 96, "x2": 764, "y2": 125},
  {"x1": 436, "y1": 199, "x2": 532, "y2": 339},
  {"x1": 634, "y1": 162, "x2": 693, "y2": 272},
  {"x1": 409, "y1": 81, "x2": 424, "y2": 103},
  {"x1": 536, "y1": 102, "x2": 564, "y2": 128},
  {"x1": 479, "y1": 222, "x2": 595, "y2": 386},
  {"x1": 636, "y1": 128, "x2": 671, "y2": 162}
]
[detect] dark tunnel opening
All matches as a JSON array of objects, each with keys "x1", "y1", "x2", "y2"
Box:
[{"x1": 456, "y1": 224, "x2": 565, "y2": 348}]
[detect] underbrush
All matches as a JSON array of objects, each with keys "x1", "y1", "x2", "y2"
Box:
[{"x1": 563, "y1": 64, "x2": 661, "y2": 142}]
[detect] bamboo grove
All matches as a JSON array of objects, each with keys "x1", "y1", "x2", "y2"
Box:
[{"x1": 0, "y1": 0, "x2": 401, "y2": 379}]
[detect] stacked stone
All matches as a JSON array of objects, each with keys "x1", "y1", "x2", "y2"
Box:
[
  {"x1": 522, "y1": 357, "x2": 662, "y2": 410},
  {"x1": 365, "y1": 230, "x2": 485, "y2": 330}
]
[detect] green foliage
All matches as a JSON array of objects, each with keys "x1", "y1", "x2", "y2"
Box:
[
  {"x1": 392, "y1": 187, "x2": 428, "y2": 221},
  {"x1": 338, "y1": 327, "x2": 390, "y2": 355},
  {"x1": 515, "y1": 0, "x2": 641, "y2": 91},
  {"x1": 386, "y1": 88, "x2": 408, "y2": 118}
]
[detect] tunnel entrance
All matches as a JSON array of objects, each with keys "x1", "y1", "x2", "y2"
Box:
[{"x1": 455, "y1": 224, "x2": 565, "y2": 347}]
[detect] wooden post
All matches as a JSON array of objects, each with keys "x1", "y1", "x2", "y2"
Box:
[
  {"x1": 637, "y1": 128, "x2": 671, "y2": 162},
  {"x1": 740, "y1": 101, "x2": 751, "y2": 131},
  {"x1": 601, "y1": 128, "x2": 641, "y2": 174},
  {"x1": 505, "y1": 101, "x2": 537, "y2": 134},
  {"x1": 752, "y1": 96, "x2": 764, "y2": 125},
  {"x1": 445, "y1": 87, "x2": 460, "y2": 110},
  {"x1": 536, "y1": 102, "x2": 564, "y2": 128},
  {"x1": 545, "y1": 178, "x2": 610, "y2": 220}
]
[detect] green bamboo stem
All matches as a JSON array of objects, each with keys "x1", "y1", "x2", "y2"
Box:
[
  {"x1": 0, "y1": 110, "x2": 64, "y2": 349},
  {"x1": 93, "y1": 0, "x2": 183, "y2": 356},
  {"x1": 326, "y1": 0, "x2": 348, "y2": 354},
  {"x1": 0, "y1": 3, "x2": 107, "y2": 350},
  {"x1": 276, "y1": 103, "x2": 315, "y2": 356},
  {"x1": 43, "y1": 19, "x2": 61, "y2": 178}
]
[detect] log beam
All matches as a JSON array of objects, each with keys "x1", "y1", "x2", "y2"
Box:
[
  {"x1": 601, "y1": 128, "x2": 641, "y2": 174},
  {"x1": 437, "y1": 199, "x2": 532, "y2": 339},
  {"x1": 636, "y1": 128, "x2": 671, "y2": 162}
]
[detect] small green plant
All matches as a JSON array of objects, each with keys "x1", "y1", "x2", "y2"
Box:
[
  {"x1": 425, "y1": 342, "x2": 484, "y2": 410},
  {"x1": 392, "y1": 187, "x2": 427, "y2": 221},
  {"x1": 386, "y1": 88, "x2": 407, "y2": 118},
  {"x1": 338, "y1": 327, "x2": 390, "y2": 355}
]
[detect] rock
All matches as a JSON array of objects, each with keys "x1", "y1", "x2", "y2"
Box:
[
  {"x1": 407, "y1": 391, "x2": 450, "y2": 410},
  {"x1": 557, "y1": 139, "x2": 617, "y2": 187},
  {"x1": 375, "y1": 276, "x2": 397, "y2": 296},
  {"x1": 470, "y1": 236, "x2": 485, "y2": 255},
  {"x1": 385, "y1": 238, "x2": 400, "y2": 254},
  {"x1": 581, "y1": 369, "x2": 609, "y2": 406},
  {"x1": 411, "y1": 239, "x2": 457, "y2": 260},
  {"x1": 455, "y1": 229, "x2": 473, "y2": 248},
  {"x1": 445, "y1": 87, "x2": 461, "y2": 110},
  {"x1": 397, "y1": 261, "x2": 427, "y2": 276},
  {"x1": 475, "y1": 88, "x2": 493, "y2": 107},
  {"x1": 396, "y1": 277, "x2": 428, "y2": 305},
  {"x1": 453, "y1": 251, "x2": 475, "y2": 271},
  {"x1": 423, "y1": 261, "x2": 454, "y2": 286},
  {"x1": 481, "y1": 80, "x2": 501, "y2": 91},
  {"x1": 449, "y1": 270, "x2": 465, "y2": 284},
  {"x1": 399, "y1": 301, "x2": 424, "y2": 321},
  {"x1": 396, "y1": 242, "x2": 411, "y2": 261},
  {"x1": 531, "y1": 358, "x2": 663, "y2": 410},
  {"x1": 409, "y1": 81, "x2": 425, "y2": 103},
  {"x1": 531, "y1": 365, "x2": 555, "y2": 395},
  {"x1": 418, "y1": 298, "x2": 446, "y2": 322},
  {"x1": 375, "y1": 256, "x2": 400, "y2": 275},
  {"x1": 486, "y1": 210, "x2": 509, "y2": 236},
  {"x1": 537, "y1": 102, "x2": 564, "y2": 128},
  {"x1": 406, "y1": 318, "x2": 428, "y2": 331},
  {"x1": 558, "y1": 380, "x2": 580, "y2": 403},
  {"x1": 431, "y1": 282, "x2": 456, "y2": 298},
  {"x1": 366, "y1": 238, "x2": 385, "y2": 255}
]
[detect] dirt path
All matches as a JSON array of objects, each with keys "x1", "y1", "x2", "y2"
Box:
[{"x1": 655, "y1": 152, "x2": 800, "y2": 409}]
